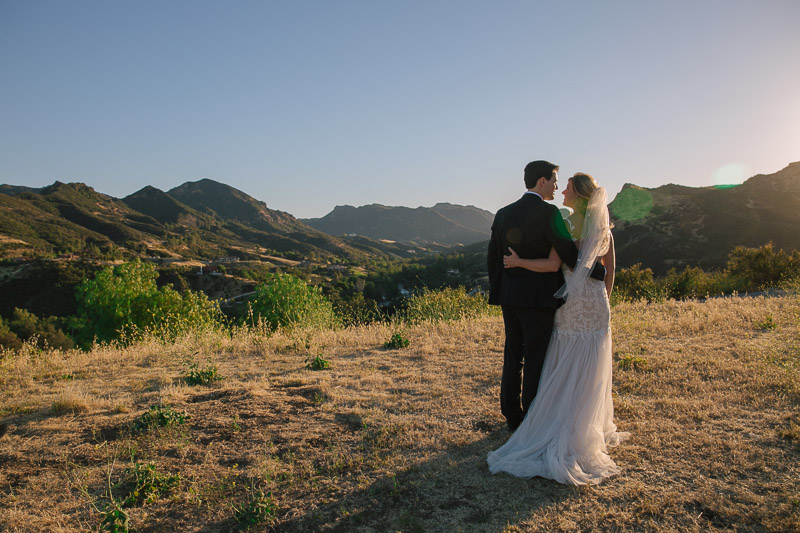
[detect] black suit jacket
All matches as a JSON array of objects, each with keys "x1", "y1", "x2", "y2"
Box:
[{"x1": 487, "y1": 193, "x2": 604, "y2": 308}]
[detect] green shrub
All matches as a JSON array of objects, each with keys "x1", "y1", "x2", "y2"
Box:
[
  {"x1": 613, "y1": 244, "x2": 800, "y2": 303},
  {"x1": 757, "y1": 316, "x2": 777, "y2": 331},
  {"x1": 74, "y1": 260, "x2": 220, "y2": 346},
  {"x1": 233, "y1": 487, "x2": 278, "y2": 528},
  {"x1": 613, "y1": 264, "x2": 665, "y2": 303},
  {"x1": 7, "y1": 308, "x2": 74, "y2": 351},
  {"x1": 133, "y1": 405, "x2": 190, "y2": 431},
  {"x1": 399, "y1": 287, "x2": 493, "y2": 324},
  {"x1": 0, "y1": 316, "x2": 22, "y2": 351},
  {"x1": 658, "y1": 266, "x2": 741, "y2": 300},
  {"x1": 122, "y1": 461, "x2": 180, "y2": 507},
  {"x1": 247, "y1": 272, "x2": 338, "y2": 332},
  {"x1": 98, "y1": 499, "x2": 129, "y2": 532},
  {"x1": 383, "y1": 332, "x2": 410, "y2": 349},
  {"x1": 618, "y1": 354, "x2": 648, "y2": 370},
  {"x1": 726, "y1": 242, "x2": 800, "y2": 291},
  {"x1": 184, "y1": 361, "x2": 223, "y2": 385},
  {"x1": 305, "y1": 354, "x2": 330, "y2": 371}
]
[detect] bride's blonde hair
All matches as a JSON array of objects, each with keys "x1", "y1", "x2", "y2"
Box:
[
  {"x1": 570, "y1": 172, "x2": 613, "y2": 239},
  {"x1": 569, "y1": 173, "x2": 599, "y2": 215},
  {"x1": 571, "y1": 172, "x2": 599, "y2": 200}
]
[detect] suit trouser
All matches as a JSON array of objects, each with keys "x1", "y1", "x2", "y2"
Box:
[{"x1": 500, "y1": 305, "x2": 556, "y2": 426}]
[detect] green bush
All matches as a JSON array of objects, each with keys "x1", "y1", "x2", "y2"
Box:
[
  {"x1": 399, "y1": 287, "x2": 494, "y2": 324},
  {"x1": 613, "y1": 244, "x2": 800, "y2": 303},
  {"x1": 726, "y1": 242, "x2": 800, "y2": 291},
  {"x1": 305, "y1": 354, "x2": 330, "y2": 370},
  {"x1": 74, "y1": 260, "x2": 220, "y2": 346},
  {"x1": 0, "y1": 316, "x2": 22, "y2": 351},
  {"x1": 98, "y1": 499, "x2": 129, "y2": 532},
  {"x1": 658, "y1": 266, "x2": 742, "y2": 300},
  {"x1": 233, "y1": 487, "x2": 278, "y2": 528},
  {"x1": 184, "y1": 361, "x2": 223, "y2": 385},
  {"x1": 383, "y1": 331, "x2": 410, "y2": 349},
  {"x1": 247, "y1": 272, "x2": 338, "y2": 332},
  {"x1": 7, "y1": 308, "x2": 74, "y2": 351},
  {"x1": 618, "y1": 354, "x2": 648, "y2": 370},
  {"x1": 613, "y1": 264, "x2": 665, "y2": 303},
  {"x1": 122, "y1": 461, "x2": 180, "y2": 507},
  {"x1": 133, "y1": 405, "x2": 190, "y2": 431}
]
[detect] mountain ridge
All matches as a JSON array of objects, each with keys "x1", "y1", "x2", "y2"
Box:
[
  {"x1": 608, "y1": 161, "x2": 800, "y2": 273},
  {"x1": 0, "y1": 179, "x2": 434, "y2": 262},
  {"x1": 2, "y1": 161, "x2": 799, "y2": 271},
  {"x1": 302, "y1": 202, "x2": 493, "y2": 245}
]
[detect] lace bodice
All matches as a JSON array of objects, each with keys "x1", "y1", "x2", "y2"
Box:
[{"x1": 554, "y1": 266, "x2": 610, "y2": 335}]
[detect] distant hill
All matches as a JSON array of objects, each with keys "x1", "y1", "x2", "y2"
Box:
[
  {"x1": 0, "y1": 184, "x2": 41, "y2": 196},
  {"x1": 303, "y1": 202, "x2": 493, "y2": 245},
  {"x1": 0, "y1": 182, "x2": 159, "y2": 256},
  {"x1": 609, "y1": 162, "x2": 800, "y2": 273},
  {"x1": 123, "y1": 185, "x2": 212, "y2": 227},
  {"x1": 0, "y1": 179, "x2": 430, "y2": 262},
  {"x1": 167, "y1": 179, "x2": 306, "y2": 234}
]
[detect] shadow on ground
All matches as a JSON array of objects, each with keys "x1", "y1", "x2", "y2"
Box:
[{"x1": 274, "y1": 430, "x2": 579, "y2": 532}]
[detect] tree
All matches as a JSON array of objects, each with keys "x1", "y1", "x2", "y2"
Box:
[
  {"x1": 725, "y1": 242, "x2": 800, "y2": 290},
  {"x1": 74, "y1": 260, "x2": 219, "y2": 346},
  {"x1": 0, "y1": 316, "x2": 22, "y2": 351},
  {"x1": 8, "y1": 308, "x2": 74, "y2": 350},
  {"x1": 248, "y1": 272, "x2": 337, "y2": 332}
]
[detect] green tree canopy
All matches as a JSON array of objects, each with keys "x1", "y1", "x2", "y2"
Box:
[
  {"x1": 248, "y1": 272, "x2": 337, "y2": 332},
  {"x1": 75, "y1": 260, "x2": 219, "y2": 346}
]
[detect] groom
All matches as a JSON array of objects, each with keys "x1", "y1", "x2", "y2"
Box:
[{"x1": 488, "y1": 160, "x2": 604, "y2": 432}]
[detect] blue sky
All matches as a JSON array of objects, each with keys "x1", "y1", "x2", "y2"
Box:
[{"x1": 1, "y1": 0, "x2": 798, "y2": 218}]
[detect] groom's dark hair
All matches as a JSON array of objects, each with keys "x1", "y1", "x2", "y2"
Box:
[{"x1": 524, "y1": 160, "x2": 559, "y2": 189}]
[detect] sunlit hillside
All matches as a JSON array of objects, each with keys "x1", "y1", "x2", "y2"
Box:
[
  {"x1": 610, "y1": 162, "x2": 800, "y2": 274},
  {"x1": 1, "y1": 295, "x2": 798, "y2": 531}
]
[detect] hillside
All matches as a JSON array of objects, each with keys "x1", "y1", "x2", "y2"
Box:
[
  {"x1": 0, "y1": 180, "x2": 429, "y2": 263},
  {"x1": 610, "y1": 162, "x2": 800, "y2": 273},
  {"x1": 0, "y1": 182, "x2": 160, "y2": 256},
  {"x1": 3, "y1": 163, "x2": 800, "y2": 275},
  {"x1": 122, "y1": 186, "x2": 213, "y2": 227},
  {"x1": 167, "y1": 179, "x2": 306, "y2": 234},
  {"x1": 303, "y1": 202, "x2": 493, "y2": 245},
  {"x1": 0, "y1": 296, "x2": 798, "y2": 531}
]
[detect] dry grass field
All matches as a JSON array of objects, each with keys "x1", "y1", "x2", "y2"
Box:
[{"x1": 1, "y1": 295, "x2": 798, "y2": 532}]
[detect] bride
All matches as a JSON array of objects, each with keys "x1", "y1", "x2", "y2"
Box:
[{"x1": 486, "y1": 172, "x2": 629, "y2": 485}]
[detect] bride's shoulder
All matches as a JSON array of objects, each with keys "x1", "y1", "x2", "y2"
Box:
[{"x1": 566, "y1": 214, "x2": 581, "y2": 240}]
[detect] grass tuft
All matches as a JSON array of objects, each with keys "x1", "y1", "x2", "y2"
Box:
[{"x1": 618, "y1": 353, "x2": 648, "y2": 370}]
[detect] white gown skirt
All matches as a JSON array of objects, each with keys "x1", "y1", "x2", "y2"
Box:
[{"x1": 487, "y1": 274, "x2": 629, "y2": 485}]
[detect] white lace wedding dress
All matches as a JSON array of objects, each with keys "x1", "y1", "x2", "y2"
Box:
[{"x1": 487, "y1": 194, "x2": 629, "y2": 485}]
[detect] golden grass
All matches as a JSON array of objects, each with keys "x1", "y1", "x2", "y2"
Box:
[{"x1": 0, "y1": 296, "x2": 798, "y2": 532}]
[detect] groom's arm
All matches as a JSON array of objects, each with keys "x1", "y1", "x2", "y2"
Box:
[
  {"x1": 546, "y1": 207, "x2": 579, "y2": 267},
  {"x1": 546, "y1": 207, "x2": 606, "y2": 281}
]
